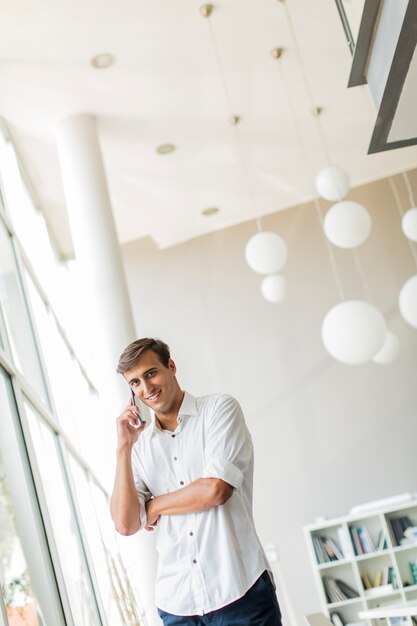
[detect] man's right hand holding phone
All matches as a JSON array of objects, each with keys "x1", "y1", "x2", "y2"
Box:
[{"x1": 116, "y1": 400, "x2": 146, "y2": 450}]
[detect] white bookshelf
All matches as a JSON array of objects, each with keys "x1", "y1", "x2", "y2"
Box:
[{"x1": 304, "y1": 500, "x2": 417, "y2": 626}]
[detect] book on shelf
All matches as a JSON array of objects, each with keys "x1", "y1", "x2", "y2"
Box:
[
  {"x1": 361, "y1": 572, "x2": 372, "y2": 590},
  {"x1": 336, "y1": 579, "x2": 360, "y2": 599},
  {"x1": 338, "y1": 527, "x2": 354, "y2": 559},
  {"x1": 390, "y1": 515, "x2": 413, "y2": 546},
  {"x1": 381, "y1": 567, "x2": 389, "y2": 586},
  {"x1": 322, "y1": 576, "x2": 359, "y2": 604},
  {"x1": 330, "y1": 612, "x2": 344, "y2": 626},
  {"x1": 409, "y1": 560, "x2": 417, "y2": 585},
  {"x1": 405, "y1": 527, "x2": 417, "y2": 543},
  {"x1": 361, "y1": 566, "x2": 397, "y2": 592},
  {"x1": 349, "y1": 527, "x2": 365, "y2": 556},
  {"x1": 349, "y1": 525, "x2": 380, "y2": 555},
  {"x1": 322, "y1": 577, "x2": 344, "y2": 603},
  {"x1": 376, "y1": 529, "x2": 387, "y2": 551},
  {"x1": 357, "y1": 527, "x2": 376, "y2": 553},
  {"x1": 313, "y1": 535, "x2": 344, "y2": 564}
]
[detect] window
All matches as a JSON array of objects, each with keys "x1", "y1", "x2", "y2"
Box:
[
  {"x1": 24, "y1": 272, "x2": 113, "y2": 481},
  {"x1": 0, "y1": 218, "x2": 47, "y2": 405},
  {"x1": 90, "y1": 479, "x2": 145, "y2": 626},
  {"x1": 0, "y1": 369, "x2": 45, "y2": 626},
  {"x1": 68, "y1": 455, "x2": 144, "y2": 626},
  {"x1": 0, "y1": 459, "x2": 42, "y2": 626},
  {"x1": 24, "y1": 401, "x2": 101, "y2": 626},
  {"x1": 0, "y1": 126, "x2": 145, "y2": 626}
]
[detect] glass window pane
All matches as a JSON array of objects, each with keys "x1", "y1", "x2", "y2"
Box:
[
  {"x1": 0, "y1": 372, "x2": 44, "y2": 626},
  {"x1": 24, "y1": 273, "x2": 105, "y2": 457},
  {"x1": 24, "y1": 402, "x2": 100, "y2": 626},
  {"x1": 90, "y1": 481, "x2": 144, "y2": 626},
  {"x1": 0, "y1": 135, "x2": 64, "y2": 299},
  {"x1": 0, "y1": 219, "x2": 47, "y2": 404},
  {"x1": 68, "y1": 456, "x2": 128, "y2": 626},
  {"x1": 0, "y1": 129, "x2": 96, "y2": 377},
  {"x1": 24, "y1": 271, "x2": 116, "y2": 485},
  {"x1": 0, "y1": 132, "x2": 87, "y2": 367},
  {"x1": 24, "y1": 274, "x2": 82, "y2": 444},
  {"x1": 0, "y1": 462, "x2": 43, "y2": 626}
]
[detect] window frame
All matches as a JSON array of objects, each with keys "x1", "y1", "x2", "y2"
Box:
[{"x1": 0, "y1": 360, "x2": 68, "y2": 626}]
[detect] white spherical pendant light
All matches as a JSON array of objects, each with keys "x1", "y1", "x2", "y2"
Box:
[
  {"x1": 261, "y1": 274, "x2": 287, "y2": 303},
  {"x1": 401, "y1": 208, "x2": 417, "y2": 242},
  {"x1": 316, "y1": 165, "x2": 350, "y2": 201},
  {"x1": 323, "y1": 201, "x2": 372, "y2": 249},
  {"x1": 372, "y1": 331, "x2": 400, "y2": 364},
  {"x1": 245, "y1": 231, "x2": 288, "y2": 275},
  {"x1": 399, "y1": 274, "x2": 417, "y2": 328},
  {"x1": 321, "y1": 300, "x2": 386, "y2": 365}
]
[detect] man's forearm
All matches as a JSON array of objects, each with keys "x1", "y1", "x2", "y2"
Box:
[
  {"x1": 149, "y1": 478, "x2": 232, "y2": 519},
  {"x1": 110, "y1": 445, "x2": 141, "y2": 535}
]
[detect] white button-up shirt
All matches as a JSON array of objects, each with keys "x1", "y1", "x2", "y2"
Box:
[{"x1": 131, "y1": 392, "x2": 270, "y2": 616}]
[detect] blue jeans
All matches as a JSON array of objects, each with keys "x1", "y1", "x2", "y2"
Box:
[{"x1": 157, "y1": 570, "x2": 282, "y2": 625}]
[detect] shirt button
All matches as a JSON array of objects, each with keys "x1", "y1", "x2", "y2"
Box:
[
  {"x1": 173, "y1": 457, "x2": 178, "y2": 461},
  {"x1": 193, "y1": 559, "x2": 197, "y2": 564},
  {"x1": 180, "y1": 481, "x2": 184, "y2": 485},
  {"x1": 189, "y1": 532, "x2": 194, "y2": 536},
  {"x1": 171, "y1": 434, "x2": 176, "y2": 438}
]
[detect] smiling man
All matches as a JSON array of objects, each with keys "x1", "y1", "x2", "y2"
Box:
[{"x1": 110, "y1": 337, "x2": 282, "y2": 626}]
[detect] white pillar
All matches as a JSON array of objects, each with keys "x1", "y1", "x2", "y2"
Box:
[
  {"x1": 55, "y1": 113, "x2": 159, "y2": 626},
  {"x1": 55, "y1": 114, "x2": 133, "y2": 394}
]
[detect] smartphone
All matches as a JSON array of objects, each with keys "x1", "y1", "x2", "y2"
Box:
[{"x1": 130, "y1": 388, "x2": 145, "y2": 425}]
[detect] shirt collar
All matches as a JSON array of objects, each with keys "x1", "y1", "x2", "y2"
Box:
[
  {"x1": 178, "y1": 391, "x2": 198, "y2": 417},
  {"x1": 149, "y1": 391, "x2": 197, "y2": 436}
]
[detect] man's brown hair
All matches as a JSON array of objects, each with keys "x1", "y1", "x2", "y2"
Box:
[{"x1": 117, "y1": 338, "x2": 171, "y2": 375}]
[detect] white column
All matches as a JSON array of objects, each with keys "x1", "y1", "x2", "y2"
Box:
[
  {"x1": 55, "y1": 113, "x2": 159, "y2": 626},
  {"x1": 55, "y1": 114, "x2": 133, "y2": 394}
]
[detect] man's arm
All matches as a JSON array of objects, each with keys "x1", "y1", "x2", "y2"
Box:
[
  {"x1": 145, "y1": 478, "x2": 233, "y2": 528},
  {"x1": 110, "y1": 404, "x2": 146, "y2": 535},
  {"x1": 110, "y1": 444, "x2": 142, "y2": 535}
]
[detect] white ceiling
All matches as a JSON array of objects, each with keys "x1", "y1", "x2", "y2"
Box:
[{"x1": 1, "y1": 0, "x2": 417, "y2": 256}]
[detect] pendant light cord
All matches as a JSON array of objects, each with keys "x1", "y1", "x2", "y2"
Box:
[
  {"x1": 402, "y1": 170, "x2": 416, "y2": 208},
  {"x1": 204, "y1": 12, "x2": 260, "y2": 225},
  {"x1": 314, "y1": 198, "x2": 345, "y2": 301},
  {"x1": 389, "y1": 176, "x2": 417, "y2": 268},
  {"x1": 352, "y1": 248, "x2": 371, "y2": 301},
  {"x1": 279, "y1": 1, "x2": 331, "y2": 166}
]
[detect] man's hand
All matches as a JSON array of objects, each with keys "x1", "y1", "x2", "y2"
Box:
[
  {"x1": 145, "y1": 499, "x2": 159, "y2": 531},
  {"x1": 116, "y1": 402, "x2": 146, "y2": 450}
]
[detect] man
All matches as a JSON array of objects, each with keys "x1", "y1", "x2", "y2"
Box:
[{"x1": 110, "y1": 337, "x2": 282, "y2": 626}]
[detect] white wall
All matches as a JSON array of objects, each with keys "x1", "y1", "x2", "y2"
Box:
[{"x1": 121, "y1": 173, "x2": 417, "y2": 624}]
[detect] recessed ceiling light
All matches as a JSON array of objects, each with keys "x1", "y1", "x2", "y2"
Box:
[
  {"x1": 156, "y1": 144, "x2": 176, "y2": 155},
  {"x1": 90, "y1": 53, "x2": 115, "y2": 69},
  {"x1": 229, "y1": 115, "x2": 241, "y2": 126},
  {"x1": 202, "y1": 207, "x2": 219, "y2": 216}
]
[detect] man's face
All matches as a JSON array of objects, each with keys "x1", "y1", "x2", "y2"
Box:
[{"x1": 124, "y1": 350, "x2": 178, "y2": 415}]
